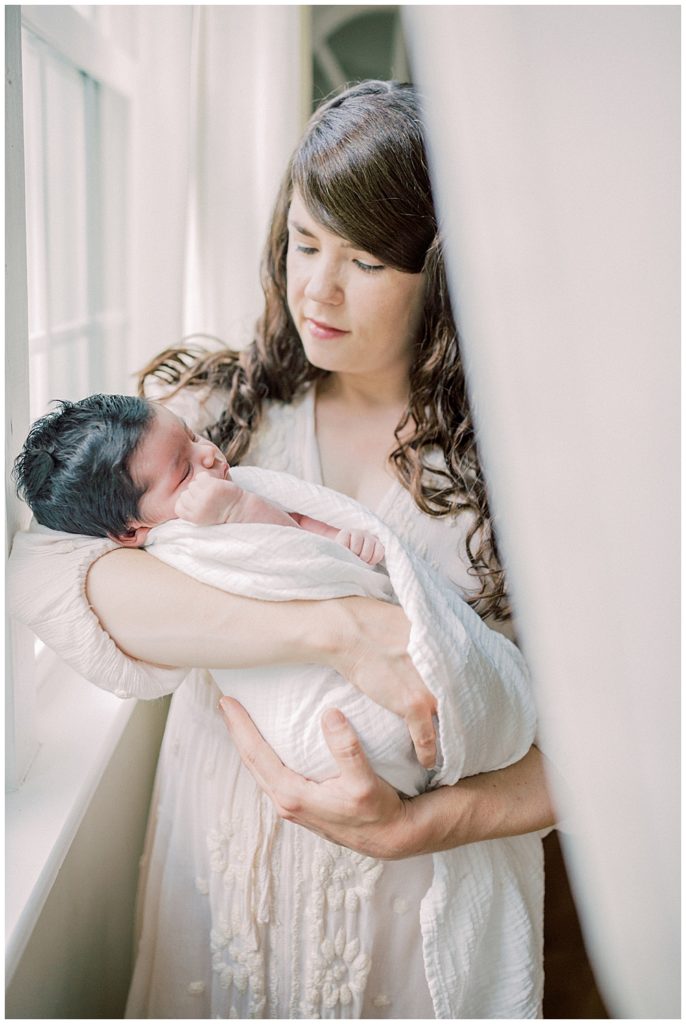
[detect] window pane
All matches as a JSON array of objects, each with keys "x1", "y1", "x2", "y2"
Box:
[
  {"x1": 21, "y1": 37, "x2": 47, "y2": 336},
  {"x1": 43, "y1": 57, "x2": 88, "y2": 326},
  {"x1": 100, "y1": 87, "x2": 129, "y2": 316}
]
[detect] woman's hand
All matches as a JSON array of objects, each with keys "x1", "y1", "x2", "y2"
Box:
[
  {"x1": 220, "y1": 697, "x2": 557, "y2": 858},
  {"x1": 324, "y1": 597, "x2": 437, "y2": 768},
  {"x1": 220, "y1": 698, "x2": 419, "y2": 859}
]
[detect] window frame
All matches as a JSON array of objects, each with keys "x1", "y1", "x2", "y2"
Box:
[
  {"x1": 6, "y1": 5, "x2": 136, "y2": 790},
  {"x1": 5, "y1": 3, "x2": 141, "y2": 981}
]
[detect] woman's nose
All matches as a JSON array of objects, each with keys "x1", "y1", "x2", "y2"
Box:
[{"x1": 303, "y1": 259, "x2": 343, "y2": 304}]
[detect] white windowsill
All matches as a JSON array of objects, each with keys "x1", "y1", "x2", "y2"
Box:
[{"x1": 5, "y1": 660, "x2": 137, "y2": 983}]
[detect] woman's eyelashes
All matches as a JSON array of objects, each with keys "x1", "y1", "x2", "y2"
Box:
[
  {"x1": 353, "y1": 258, "x2": 385, "y2": 273},
  {"x1": 293, "y1": 242, "x2": 385, "y2": 273}
]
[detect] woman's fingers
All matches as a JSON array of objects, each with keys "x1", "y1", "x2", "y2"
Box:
[
  {"x1": 218, "y1": 698, "x2": 413, "y2": 857},
  {"x1": 398, "y1": 683, "x2": 438, "y2": 769},
  {"x1": 321, "y1": 708, "x2": 376, "y2": 785},
  {"x1": 405, "y1": 708, "x2": 438, "y2": 770},
  {"x1": 219, "y1": 696, "x2": 302, "y2": 802}
]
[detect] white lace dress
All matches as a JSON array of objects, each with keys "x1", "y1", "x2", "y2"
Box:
[
  {"x1": 8, "y1": 386, "x2": 543, "y2": 1019},
  {"x1": 127, "y1": 387, "x2": 484, "y2": 1019}
]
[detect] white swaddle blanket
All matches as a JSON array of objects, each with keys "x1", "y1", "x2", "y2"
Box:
[
  {"x1": 7, "y1": 465, "x2": 544, "y2": 1017},
  {"x1": 146, "y1": 466, "x2": 537, "y2": 797}
]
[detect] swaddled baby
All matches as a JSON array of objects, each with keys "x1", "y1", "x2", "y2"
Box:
[{"x1": 14, "y1": 394, "x2": 426, "y2": 795}]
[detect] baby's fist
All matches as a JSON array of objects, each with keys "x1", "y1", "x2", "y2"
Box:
[
  {"x1": 174, "y1": 473, "x2": 240, "y2": 526},
  {"x1": 336, "y1": 528, "x2": 385, "y2": 566}
]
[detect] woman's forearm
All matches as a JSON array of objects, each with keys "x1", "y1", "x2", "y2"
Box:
[
  {"x1": 404, "y1": 745, "x2": 555, "y2": 855},
  {"x1": 88, "y1": 548, "x2": 438, "y2": 764},
  {"x1": 86, "y1": 547, "x2": 348, "y2": 668}
]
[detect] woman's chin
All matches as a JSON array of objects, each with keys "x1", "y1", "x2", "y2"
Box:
[{"x1": 300, "y1": 340, "x2": 349, "y2": 374}]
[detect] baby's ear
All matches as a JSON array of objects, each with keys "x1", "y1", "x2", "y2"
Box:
[{"x1": 108, "y1": 524, "x2": 152, "y2": 548}]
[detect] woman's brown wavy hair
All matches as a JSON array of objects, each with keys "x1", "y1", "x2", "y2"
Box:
[{"x1": 138, "y1": 81, "x2": 509, "y2": 620}]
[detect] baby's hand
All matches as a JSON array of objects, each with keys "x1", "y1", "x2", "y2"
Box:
[
  {"x1": 174, "y1": 472, "x2": 242, "y2": 526},
  {"x1": 335, "y1": 528, "x2": 385, "y2": 566}
]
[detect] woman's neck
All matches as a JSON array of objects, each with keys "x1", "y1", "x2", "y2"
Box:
[
  {"x1": 313, "y1": 373, "x2": 413, "y2": 509},
  {"x1": 318, "y1": 371, "x2": 410, "y2": 414}
]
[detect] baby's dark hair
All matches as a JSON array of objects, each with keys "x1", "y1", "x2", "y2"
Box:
[{"x1": 13, "y1": 393, "x2": 155, "y2": 537}]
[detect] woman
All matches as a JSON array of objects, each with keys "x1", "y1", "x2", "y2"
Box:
[{"x1": 11, "y1": 81, "x2": 554, "y2": 1017}]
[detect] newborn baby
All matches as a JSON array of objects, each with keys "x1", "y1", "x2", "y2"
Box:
[
  {"x1": 14, "y1": 394, "x2": 428, "y2": 795},
  {"x1": 13, "y1": 393, "x2": 384, "y2": 564}
]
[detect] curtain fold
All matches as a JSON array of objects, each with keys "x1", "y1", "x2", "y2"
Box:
[
  {"x1": 406, "y1": 6, "x2": 679, "y2": 1018},
  {"x1": 183, "y1": 6, "x2": 305, "y2": 349}
]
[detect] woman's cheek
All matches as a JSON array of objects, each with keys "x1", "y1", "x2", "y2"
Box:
[{"x1": 285, "y1": 260, "x2": 303, "y2": 312}]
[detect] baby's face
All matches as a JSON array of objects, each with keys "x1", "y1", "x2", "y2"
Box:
[{"x1": 130, "y1": 404, "x2": 229, "y2": 527}]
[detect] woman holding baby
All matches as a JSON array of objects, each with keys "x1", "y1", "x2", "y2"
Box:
[{"x1": 10, "y1": 81, "x2": 554, "y2": 1017}]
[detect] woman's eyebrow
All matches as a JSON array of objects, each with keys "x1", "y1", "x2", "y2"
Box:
[
  {"x1": 288, "y1": 218, "x2": 354, "y2": 250},
  {"x1": 288, "y1": 219, "x2": 316, "y2": 238}
]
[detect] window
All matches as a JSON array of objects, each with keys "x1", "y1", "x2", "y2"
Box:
[
  {"x1": 6, "y1": 6, "x2": 136, "y2": 789},
  {"x1": 22, "y1": 18, "x2": 130, "y2": 423},
  {"x1": 5, "y1": 8, "x2": 195, "y2": 978},
  {"x1": 311, "y1": 5, "x2": 410, "y2": 105}
]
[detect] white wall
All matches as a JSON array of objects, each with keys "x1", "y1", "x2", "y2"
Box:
[{"x1": 407, "y1": 6, "x2": 680, "y2": 1018}]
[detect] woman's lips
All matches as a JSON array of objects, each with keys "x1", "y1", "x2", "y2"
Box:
[{"x1": 305, "y1": 317, "x2": 348, "y2": 340}]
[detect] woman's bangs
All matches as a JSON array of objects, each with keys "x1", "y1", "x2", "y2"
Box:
[{"x1": 292, "y1": 144, "x2": 428, "y2": 273}]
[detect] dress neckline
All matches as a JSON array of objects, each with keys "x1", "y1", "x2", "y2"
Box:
[{"x1": 302, "y1": 386, "x2": 403, "y2": 520}]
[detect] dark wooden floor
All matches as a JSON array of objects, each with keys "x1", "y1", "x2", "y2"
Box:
[{"x1": 542, "y1": 831, "x2": 609, "y2": 1019}]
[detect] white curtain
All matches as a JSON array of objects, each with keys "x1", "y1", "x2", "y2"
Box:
[
  {"x1": 183, "y1": 6, "x2": 306, "y2": 348},
  {"x1": 129, "y1": 7, "x2": 194, "y2": 372},
  {"x1": 406, "y1": 7, "x2": 679, "y2": 1018},
  {"x1": 129, "y1": 6, "x2": 305, "y2": 370}
]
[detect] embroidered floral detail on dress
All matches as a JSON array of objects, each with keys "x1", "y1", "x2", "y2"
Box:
[
  {"x1": 206, "y1": 810, "x2": 249, "y2": 893},
  {"x1": 306, "y1": 927, "x2": 371, "y2": 1010},
  {"x1": 210, "y1": 914, "x2": 267, "y2": 1015},
  {"x1": 311, "y1": 845, "x2": 384, "y2": 914}
]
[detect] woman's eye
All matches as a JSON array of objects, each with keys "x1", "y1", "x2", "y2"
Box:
[
  {"x1": 354, "y1": 258, "x2": 385, "y2": 273},
  {"x1": 295, "y1": 243, "x2": 317, "y2": 255}
]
